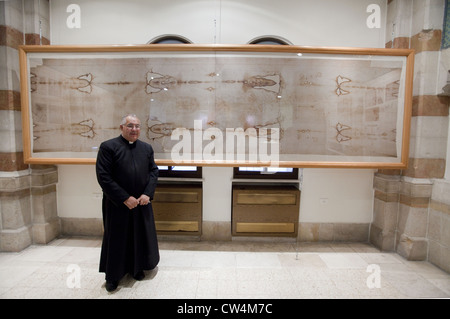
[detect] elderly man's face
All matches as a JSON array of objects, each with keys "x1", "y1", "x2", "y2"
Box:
[{"x1": 120, "y1": 116, "x2": 141, "y2": 143}]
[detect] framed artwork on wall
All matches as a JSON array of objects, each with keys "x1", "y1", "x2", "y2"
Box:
[{"x1": 19, "y1": 44, "x2": 414, "y2": 168}]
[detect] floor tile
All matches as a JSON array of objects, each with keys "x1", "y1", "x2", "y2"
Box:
[
  {"x1": 319, "y1": 253, "x2": 369, "y2": 269},
  {"x1": 0, "y1": 237, "x2": 449, "y2": 299}
]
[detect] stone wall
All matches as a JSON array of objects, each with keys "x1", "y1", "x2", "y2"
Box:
[
  {"x1": 428, "y1": 180, "x2": 450, "y2": 273},
  {"x1": 371, "y1": 0, "x2": 450, "y2": 274},
  {"x1": 0, "y1": 0, "x2": 58, "y2": 252}
]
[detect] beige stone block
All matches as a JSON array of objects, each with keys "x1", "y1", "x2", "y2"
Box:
[
  {"x1": 432, "y1": 179, "x2": 450, "y2": 206},
  {"x1": 0, "y1": 152, "x2": 28, "y2": 172},
  {"x1": 399, "y1": 194, "x2": 430, "y2": 208},
  {"x1": 201, "y1": 221, "x2": 232, "y2": 241},
  {"x1": 31, "y1": 185, "x2": 57, "y2": 224},
  {"x1": 430, "y1": 200, "x2": 450, "y2": 215},
  {"x1": 374, "y1": 190, "x2": 399, "y2": 202},
  {"x1": 411, "y1": 29, "x2": 442, "y2": 53},
  {"x1": 441, "y1": 212, "x2": 450, "y2": 248},
  {"x1": 398, "y1": 204, "x2": 428, "y2": 237},
  {"x1": 0, "y1": 173, "x2": 30, "y2": 191},
  {"x1": 412, "y1": 95, "x2": 450, "y2": 117},
  {"x1": 369, "y1": 223, "x2": 382, "y2": 248},
  {"x1": 31, "y1": 166, "x2": 58, "y2": 186},
  {"x1": 441, "y1": 245, "x2": 450, "y2": 273},
  {"x1": 318, "y1": 223, "x2": 334, "y2": 241},
  {"x1": 0, "y1": 110, "x2": 23, "y2": 153},
  {"x1": 409, "y1": 116, "x2": 448, "y2": 159},
  {"x1": 428, "y1": 208, "x2": 441, "y2": 242},
  {"x1": 396, "y1": 234, "x2": 427, "y2": 260},
  {"x1": 0, "y1": 225, "x2": 32, "y2": 252},
  {"x1": 372, "y1": 198, "x2": 398, "y2": 231},
  {"x1": 402, "y1": 158, "x2": 445, "y2": 179},
  {"x1": 428, "y1": 241, "x2": 450, "y2": 273},
  {"x1": 298, "y1": 223, "x2": 333, "y2": 242},
  {"x1": 0, "y1": 191, "x2": 31, "y2": 229},
  {"x1": 298, "y1": 223, "x2": 319, "y2": 241},
  {"x1": 333, "y1": 223, "x2": 369, "y2": 242},
  {"x1": 413, "y1": 51, "x2": 440, "y2": 96},
  {"x1": 372, "y1": 199, "x2": 384, "y2": 228},
  {"x1": 385, "y1": 202, "x2": 400, "y2": 230},
  {"x1": 427, "y1": 205, "x2": 450, "y2": 273},
  {"x1": 369, "y1": 223, "x2": 396, "y2": 251},
  {"x1": 373, "y1": 174, "x2": 401, "y2": 193},
  {"x1": 32, "y1": 218, "x2": 60, "y2": 244},
  {"x1": 60, "y1": 217, "x2": 103, "y2": 237},
  {"x1": 400, "y1": 177, "x2": 433, "y2": 198},
  {"x1": 427, "y1": 240, "x2": 440, "y2": 268}
]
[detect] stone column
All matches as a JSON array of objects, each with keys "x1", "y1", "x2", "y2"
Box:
[
  {"x1": 371, "y1": 0, "x2": 414, "y2": 254},
  {"x1": 398, "y1": 0, "x2": 448, "y2": 260},
  {"x1": 371, "y1": 0, "x2": 449, "y2": 262},
  {"x1": 30, "y1": 165, "x2": 59, "y2": 244},
  {"x1": 372, "y1": 173, "x2": 401, "y2": 251},
  {"x1": 428, "y1": 180, "x2": 450, "y2": 273},
  {"x1": 0, "y1": 0, "x2": 56, "y2": 252}
]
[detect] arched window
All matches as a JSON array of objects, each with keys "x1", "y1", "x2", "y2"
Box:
[
  {"x1": 147, "y1": 34, "x2": 193, "y2": 44},
  {"x1": 247, "y1": 35, "x2": 293, "y2": 45}
]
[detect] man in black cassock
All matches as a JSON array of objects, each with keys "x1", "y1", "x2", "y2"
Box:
[{"x1": 96, "y1": 114, "x2": 159, "y2": 292}]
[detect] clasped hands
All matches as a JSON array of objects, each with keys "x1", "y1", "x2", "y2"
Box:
[{"x1": 124, "y1": 194, "x2": 151, "y2": 210}]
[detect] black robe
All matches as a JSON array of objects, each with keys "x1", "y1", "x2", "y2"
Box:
[{"x1": 96, "y1": 135, "x2": 159, "y2": 282}]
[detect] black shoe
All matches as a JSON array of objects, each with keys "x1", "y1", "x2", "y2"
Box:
[
  {"x1": 105, "y1": 280, "x2": 118, "y2": 292},
  {"x1": 132, "y1": 271, "x2": 145, "y2": 281}
]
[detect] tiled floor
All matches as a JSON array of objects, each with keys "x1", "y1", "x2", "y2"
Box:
[{"x1": 0, "y1": 237, "x2": 449, "y2": 299}]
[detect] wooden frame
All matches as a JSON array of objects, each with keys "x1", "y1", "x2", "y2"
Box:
[
  {"x1": 19, "y1": 44, "x2": 414, "y2": 168},
  {"x1": 233, "y1": 167, "x2": 299, "y2": 180}
]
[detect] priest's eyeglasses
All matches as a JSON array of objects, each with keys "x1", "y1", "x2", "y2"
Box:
[{"x1": 125, "y1": 124, "x2": 141, "y2": 129}]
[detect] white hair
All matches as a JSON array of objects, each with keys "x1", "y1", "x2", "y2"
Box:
[{"x1": 120, "y1": 114, "x2": 139, "y2": 125}]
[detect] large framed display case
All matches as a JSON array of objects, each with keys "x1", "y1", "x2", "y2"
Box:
[{"x1": 19, "y1": 44, "x2": 414, "y2": 168}]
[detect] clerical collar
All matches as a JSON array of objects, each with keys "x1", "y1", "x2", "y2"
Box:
[{"x1": 120, "y1": 134, "x2": 135, "y2": 144}]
